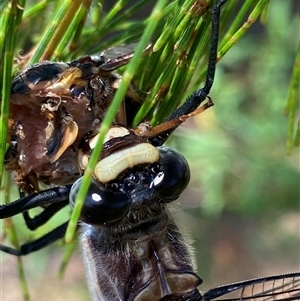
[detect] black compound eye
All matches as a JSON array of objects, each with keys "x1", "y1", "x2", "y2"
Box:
[
  {"x1": 152, "y1": 147, "x2": 190, "y2": 201},
  {"x1": 70, "y1": 178, "x2": 131, "y2": 226}
]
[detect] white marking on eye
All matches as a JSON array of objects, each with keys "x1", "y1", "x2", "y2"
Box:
[
  {"x1": 152, "y1": 172, "x2": 164, "y2": 187},
  {"x1": 92, "y1": 193, "x2": 102, "y2": 202}
]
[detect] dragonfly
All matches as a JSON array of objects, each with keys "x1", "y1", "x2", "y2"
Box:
[{"x1": 0, "y1": 0, "x2": 299, "y2": 300}]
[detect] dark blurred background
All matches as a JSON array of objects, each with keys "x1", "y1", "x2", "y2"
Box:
[{"x1": 1, "y1": 1, "x2": 299, "y2": 300}]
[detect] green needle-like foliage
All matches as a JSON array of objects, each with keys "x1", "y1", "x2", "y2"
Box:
[{"x1": 0, "y1": 1, "x2": 298, "y2": 300}]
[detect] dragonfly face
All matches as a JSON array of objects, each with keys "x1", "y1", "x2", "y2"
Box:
[{"x1": 69, "y1": 126, "x2": 202, "y2": 300}]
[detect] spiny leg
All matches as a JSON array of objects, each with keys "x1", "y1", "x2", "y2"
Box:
[
  {"x1": 23, "y1": 201, "x2": 68, "y2": 230},
  {"x1": 0, "y1": 222, "x2": 69, "y2": 256},
  {"x1": 0, "y1": 185, "x2": 71, "y2": 218},
  {"x1": 151, "y1": 0, "x2": 227, "y2": 147},
  {"x1": 1, "y1": 185, "x2": 72, "y2": 256}
]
